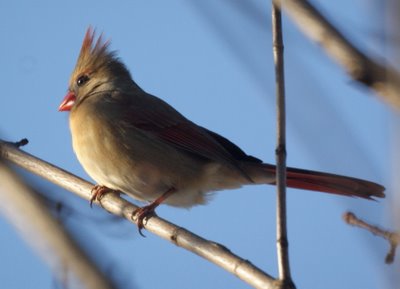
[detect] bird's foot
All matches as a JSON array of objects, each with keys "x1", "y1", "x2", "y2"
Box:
[
  {"x1": 132, "y1": 204, "x2": 158, "y2": 237},
  {"x1": 90, "y1": 185, "x2": 112, "y2": 208},
  {"x1": 132, "y1": 187, "x2": 177, "y2": 237}
]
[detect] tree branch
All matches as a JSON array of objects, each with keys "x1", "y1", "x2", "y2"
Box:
[
  {"x1": 272, "y1": 2, "x2": 295, "y2": 288},
  {"x1": 343, "y1": 211, "x2": 399, "y2": 264},
  {"x1": 277, "y1": 0, "x2": 400, "y2": 110},
  {"x1": 0, "y1": 159, "x2": 116, "y2": 289},
  {"x1": 0, "y1": 139, "x2": 275, "y2": 289}
]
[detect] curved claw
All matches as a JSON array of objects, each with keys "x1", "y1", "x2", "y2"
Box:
[
  {"x1": 90, "y1": 185, "x2": 111, "y2": 208},
  {"x1": 132, "y1": 205, "x2": 157, "y2": 237},
  {"x1": 131, "y1": 187, "x2": 176, "y2": 237}
]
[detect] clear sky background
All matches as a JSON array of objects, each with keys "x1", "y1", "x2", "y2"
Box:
[{"x1": 0, "y1": 1, "x2": 396, "y2": 289}]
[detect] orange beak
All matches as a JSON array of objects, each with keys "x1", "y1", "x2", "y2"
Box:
[{"x1": 58, "y1": 92, "x2": 76, "y2": 111}]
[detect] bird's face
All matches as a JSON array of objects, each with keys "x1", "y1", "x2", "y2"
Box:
[
  {"x1": 59, "y1": 66, "x2": 111, "y2": 112},
  {"x1": 59, "y1": 27, "x2": 132, "y2": 112}
]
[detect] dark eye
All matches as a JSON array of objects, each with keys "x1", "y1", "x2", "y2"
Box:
[{"x1": 76, "y1": 75, "x2": 90, "y2": 86}]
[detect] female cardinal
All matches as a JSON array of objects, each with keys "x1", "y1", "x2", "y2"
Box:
[{"x1": 59, "y1": 28, "x2": 384, "y2": 233}]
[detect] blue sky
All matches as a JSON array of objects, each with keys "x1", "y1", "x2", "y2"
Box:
[{"x1": 0, "y1": 1, "x2": 395, "y2": 289}]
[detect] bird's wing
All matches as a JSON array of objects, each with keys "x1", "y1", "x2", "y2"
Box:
[{"x1": 121, "y1": 92, "x2": 260, "y2": 176}]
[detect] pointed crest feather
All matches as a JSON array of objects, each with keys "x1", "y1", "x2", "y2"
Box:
[{"x1": 72, "y1": 27, "x2": 113, "y2": 79}]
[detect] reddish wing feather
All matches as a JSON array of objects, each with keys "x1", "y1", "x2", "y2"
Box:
[
  {"x1": 134, "y1": 112, "x2": 238, "y2": 163},
  {"x1": 123, "y1": 94, "x2": 252, "y2": 169},
  {"x1": 157, "y1": 122, "x2": 242, "y2": 162}
]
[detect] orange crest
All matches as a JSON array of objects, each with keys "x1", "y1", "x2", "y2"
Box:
[{"x1": 70, "y1": 27, "x2": 112, "y2": 83}]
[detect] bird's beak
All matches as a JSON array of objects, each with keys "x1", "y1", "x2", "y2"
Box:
[{"x1": 58, "y1": 91, "x2": 76, "y2": 112}]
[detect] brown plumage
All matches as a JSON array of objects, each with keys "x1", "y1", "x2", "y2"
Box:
[
  {"x1": 59, "y1": 28, "x2": 385, "y2": 233},
  {"x1": 71, "y1": 28, "x2": 110, "y2": 80}
]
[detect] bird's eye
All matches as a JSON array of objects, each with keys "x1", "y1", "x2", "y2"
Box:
[{"x1": 76, "y1": 75, "x2": 90, "y2": 86}]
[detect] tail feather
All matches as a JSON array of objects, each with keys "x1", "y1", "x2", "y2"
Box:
[{"x1": 261, "y1": 164, "x2": 385, "y2": 199}]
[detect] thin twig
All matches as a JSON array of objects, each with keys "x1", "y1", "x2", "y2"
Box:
[
  {"x1": 0, "y1": 139, "x2": 275, "y2": 289},
  {"x1": 343, "y1": 212, "x2": 399, "y2": 264},
  {"x1": 272, "y1": 1, "x2": 295, "y2": 288},
  {"x1": 0, "y1": 160, "x2": 116, "y2": 289},
  {"x1": 276, "y1": 0, "x2": 400, "y2": 110}
]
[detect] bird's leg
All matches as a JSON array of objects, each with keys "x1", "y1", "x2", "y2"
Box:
[
  {"x1": 90, "y1": 185, "x2": 113, "y2": 208},
  {"x1": 132, "y1": 187, "x2": 176, "y2": 237}
]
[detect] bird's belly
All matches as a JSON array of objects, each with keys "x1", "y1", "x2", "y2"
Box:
[
  {"x1": 73, "y1": 136, "x2": 171, "y2": 201},
  {"x1": 70, "y1": 116, "x2": 210, "y2": 206},
  {"x1": 71, "y1": 124, "x2": 156, "y2": 197}
]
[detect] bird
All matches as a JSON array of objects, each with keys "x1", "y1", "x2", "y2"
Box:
[{"x1": 59, "y1": 28, "x2": 385, "y2": 235}]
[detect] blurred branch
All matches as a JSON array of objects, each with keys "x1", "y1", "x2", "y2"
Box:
[
  {"x1": 343, "y1": 212, "x2": 399, "y2": 264},
  {"x1": 0, "y1": 139, "x2": 275, "y2": 289},
  {"x1": 277, "y1": 0, "x2": 400, "y2": 110},
  {"x1": 0, "y1": 156, "x2": 116, "y2": 289},
  {"x1": 272, "y1": 1, "x2": 295, "y2": 289}
]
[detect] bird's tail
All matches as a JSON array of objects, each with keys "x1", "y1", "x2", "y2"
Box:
[{"x1": 247, "y1": 163, "x2": 385, "y2": 199}]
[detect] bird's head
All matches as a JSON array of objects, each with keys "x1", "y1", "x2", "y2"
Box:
[{"x1": 59, "y1": 27, "x2": 133, "y2": 112}]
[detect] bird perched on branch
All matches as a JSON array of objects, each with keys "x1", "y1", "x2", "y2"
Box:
[{"x1": 59, "y1": 28, "x2": 385, "y2": 235}]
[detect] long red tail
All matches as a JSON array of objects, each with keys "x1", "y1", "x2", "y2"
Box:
[{"x1": 262, "y1": 164, "x2": 385, "y2": 199}]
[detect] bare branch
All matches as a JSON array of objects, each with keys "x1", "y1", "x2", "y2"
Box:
[
  {"x1": 0, "y1": 160, "x2": 116, "y2": 289},
  {"x1": 0, "y1": 139, "x2": 275, "y2": 289},
  {"x1": 272, "y1": 2, "x2": 295, "y2": 288},
  {"x1": 277, "y1": 0, "x2": 400, "y2": 110},
  {"x1": 343, "y1": 212, "x2": 399, "y2": 264}
]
